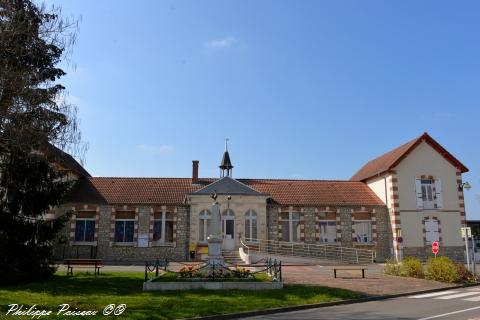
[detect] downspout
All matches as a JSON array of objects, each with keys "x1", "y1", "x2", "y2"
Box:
[{"x1": 384, "y1": 177, "x2": 389, "y2": 207}]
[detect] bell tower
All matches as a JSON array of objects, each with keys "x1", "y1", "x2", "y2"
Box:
[{"x1": 219, "y1": 138, "x2": 233, "y2": 178}]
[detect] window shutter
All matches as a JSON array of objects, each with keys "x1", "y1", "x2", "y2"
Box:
[
  {"x1": 434, "y1": 179, "x2": 443, "y2": 209},
  {"x1": 425, "y1": 218, "x2": 439, "y2": 243},
  {"x1": 415, "y1": 178, "x2": 424, "y2": 208},
  {"x1": 425, "y1": 219, "x2": 433, "y2": 243}
]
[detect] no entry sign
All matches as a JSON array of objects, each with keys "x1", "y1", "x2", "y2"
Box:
[{"x1": 432, "y1": 241, "x2": 439, "y2": 255}]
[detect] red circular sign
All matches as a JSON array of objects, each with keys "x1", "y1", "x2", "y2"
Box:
[{"x1": 432, "y1": 241, "x2": 439, "y2": 254}]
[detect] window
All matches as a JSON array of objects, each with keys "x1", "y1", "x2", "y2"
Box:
[
  {"x1": 415, "y1": 178, "x2": 443, "y2": 209},
  {"x1": 354, "y1": 220, "x2": 372, "y2": 243},
  {"x1": 199, "y1": 210, "x2": 211, "y2": 242},
  {"x1": 153, "y1": 211, "x2": 174, "y2": 243},
  {"x1": 421, "y1": 179, "x2": 435, "y2": 209},
  {"x1": 319, "y1": 221, "x2": 337, "y2": 243},
  {"x1": 245, "y1": 210, "x2": 258, "y2": 241},
  {"x1": 425, "y1": 218, "x2": 439, "y2": 243},
  {"x1": 281, "y1": 211, "x2": 300, "y2": 242},
  {"x1": 74, "y1": 212, "x2": 95, "y2": 242},
  {"x1": 114, "y1": 212, "x2": 135, "y2": 243}
]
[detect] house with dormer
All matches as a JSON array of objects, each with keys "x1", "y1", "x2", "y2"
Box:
[{"x1": 53, "y1": 133, "x2": 468, "y2": 263}]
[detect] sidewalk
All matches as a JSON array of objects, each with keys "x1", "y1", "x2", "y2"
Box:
[
  {"x1": 56, "y1": 260, "x2": 453, "y2": 296},
  {"x1": 281, "y1": 264, "x2": 453, "y2": 295}
]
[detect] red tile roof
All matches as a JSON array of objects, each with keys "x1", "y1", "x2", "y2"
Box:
[
  {"x1": 68, "y1": 177, "x2": 384, "y2": 206},
  {"x1": 351, "y1": 132, "x2": 468, "y2": 182},
  {"x1": 243, "y1": 179, "x2": 384, "y2": 206}
]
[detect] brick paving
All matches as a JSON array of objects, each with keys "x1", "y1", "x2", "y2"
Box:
[
  {"x1": 57, "y1": 261, "x2": 454, "y2": 296},
  {"x1": 281, "y1": 264, "x2": 453, "y2": 295}
]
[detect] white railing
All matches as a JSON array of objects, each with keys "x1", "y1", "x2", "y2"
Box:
[{"x1": 241, "y1": 238, "x2": 376, "y2": 264}]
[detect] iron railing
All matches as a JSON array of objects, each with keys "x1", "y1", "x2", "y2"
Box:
[{"x1": 241, "y1": 238, "x2": 375, "y2": 264}]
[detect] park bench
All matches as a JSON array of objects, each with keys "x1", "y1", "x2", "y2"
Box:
[
  {"x1": 64, "y1": 259, "x2": 103, "y2": 276},
  {"x1": 333, "y1": 267, "x2": 367, "y2": 279}
]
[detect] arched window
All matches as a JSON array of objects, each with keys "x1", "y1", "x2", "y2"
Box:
[
  {"x1": 199, "y1": 210, "x2": 211, "y2": 242},
  {"x1": 245, "y1": 210, "x2": 258, "y2": 241}
]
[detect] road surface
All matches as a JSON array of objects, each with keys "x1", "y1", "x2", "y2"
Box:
[{"x1": 246, "y1": 286, "x2": 480, "y2": 320}]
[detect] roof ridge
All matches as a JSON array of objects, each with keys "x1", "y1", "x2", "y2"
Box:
[
  {"x1": 350, "y1": 132, "x2": 468, "y2": 181},
  {"x1": 88, "y1": 176, "x2": 362, "y2": 183}
]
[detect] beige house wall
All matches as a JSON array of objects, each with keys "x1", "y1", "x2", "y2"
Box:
[
  {"x1": 366, "y1": 175, "x2": 394, "y2": 209},
  {"x1": 367, "y1": 176, "x2": 388, "y2": 205},
  {"x1": 400, "y1": 211, "x2": 463, "y2": 247},
  {"x1": 395, "y1": 140, "x2": 463, "y2": 247},
  {"x1": 188, "y1": 194, "x2": 268, "y2": 248}
]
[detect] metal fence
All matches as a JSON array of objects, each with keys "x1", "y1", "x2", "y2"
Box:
[{"x1": 242, "y1": 238, "x2": 375, "y2": 264}]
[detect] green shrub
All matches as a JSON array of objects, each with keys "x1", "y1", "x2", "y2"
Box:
[
  {"x1": 456, "y1": 263, "x2": 478, "y2": 283},
  {"x1": 384, "y1": 259, "x2": 401, "y2": 276},
  {"x1": 425, "y1": 257, "x2": 460, "y2": 283},
  {"x1": 399, "y1": 257, "x2": 424, "y2": 278}
]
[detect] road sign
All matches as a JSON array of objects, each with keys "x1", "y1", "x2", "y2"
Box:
[
  {"x1": 461, "y1": 227, "x2": 472, "y2": 238},
  {"x1": 432, "y1": 241, "x2": 439, "y2": 255}
]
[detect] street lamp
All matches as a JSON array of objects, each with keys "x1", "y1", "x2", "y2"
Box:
[{"x1": 459, "y1": 182, "x2": 472, "y2": 191}]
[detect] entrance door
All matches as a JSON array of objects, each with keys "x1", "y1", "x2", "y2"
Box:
[{"x1": 222, "y1": 210, "x2": 235, "y2": 250}]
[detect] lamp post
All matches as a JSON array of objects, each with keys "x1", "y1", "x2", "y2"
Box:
[{"x1": 459, "y1": 181, "x2": 472, "y2": 272}]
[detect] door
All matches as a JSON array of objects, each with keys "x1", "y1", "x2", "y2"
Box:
[{"x1": 222, "y1": 210, "x2": 235, "y2": 250}]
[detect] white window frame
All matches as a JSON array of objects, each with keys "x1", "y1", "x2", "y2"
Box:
[
  {"x1": 199, "y1": 210, "x2": 211, "y2": 243},
  {"x1": 282, "y1": 211, "x2": 300, "y2": 242},
  {"x1": 415, "y1": 178, "x2": 443, "y2": 209},
  {"x1": 319, "y1": 220, "x2": 337, "y2": 243},
  {"x1": 421, "y1": 179, "x2": 435, "y2": 209},
  {"x1": 114, "y1": 218, "x2": 135, "y2": 243},
  {"x1": 153, "y1": 210, "x2": 174, "y2": 244},
  {"x1": 244, "y1": 209, "x2": 258, "y2": 242},
  {"x1": 74, "y1": 218, "x2": 96, "y2": 243},
  {"x1": 354, "y1": 220, "x2": 372, "y2": 244}
]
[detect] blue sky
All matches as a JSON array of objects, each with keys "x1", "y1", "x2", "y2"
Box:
[{"x1": 49, "y1": 1, "x2": 479, "y2": 218}]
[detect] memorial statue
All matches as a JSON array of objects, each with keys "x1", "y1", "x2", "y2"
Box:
[{"x1": 207, "y1": 190, "x2": 223, "y2": 264}]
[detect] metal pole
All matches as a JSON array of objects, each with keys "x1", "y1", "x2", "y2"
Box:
[
  {"x1": 472, "y1": 235, "x2": 476, "y2": 275},
  {"x1": 465, "y1": 233, "x2": 471, "y2": 272}
]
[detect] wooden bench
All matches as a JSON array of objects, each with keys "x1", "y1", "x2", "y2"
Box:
[
  {"x1": 64, "y1": 259, "x2": 103, "y2": 276},
  {"x1": 333, "y1": 267, "x2": 367, "y2": 279}
]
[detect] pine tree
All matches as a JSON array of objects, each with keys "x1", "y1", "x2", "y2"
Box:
[{"x1": 0, "y1": 0, "x2": 82, "y2": 284}]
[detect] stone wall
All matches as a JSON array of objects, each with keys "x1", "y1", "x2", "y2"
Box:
[
  {"x1": 403, "y1": 246, "x2": 465, "y2": 262},
  {"x1": 303, "y1": 207, "x2": 316, "y2": 243},
  {"x1": 266, "y1": 204, "x2": 392, "y2": 261},
  {"x1": 53, "y1": 203, "x2": 190, "y2": 263}
]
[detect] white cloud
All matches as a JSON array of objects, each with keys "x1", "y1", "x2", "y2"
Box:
[
  {"x1": 204, "y1": 36, "x2": 237, "y2": 49},
  {"x1": 137, "y1": 144, "x2": 174, "y2": 156}
]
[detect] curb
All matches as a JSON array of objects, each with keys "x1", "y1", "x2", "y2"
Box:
[{"x1": 193, "y1": 282, "x2": 480, "y2": 320}]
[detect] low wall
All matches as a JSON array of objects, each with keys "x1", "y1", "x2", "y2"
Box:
[{"x1": 143, "y1": 281, "x2": 283, "y2": 291}]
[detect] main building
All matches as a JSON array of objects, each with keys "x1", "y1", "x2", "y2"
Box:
[{"x1": 52, "y1": 133, "x2": 469, "y2": 263}]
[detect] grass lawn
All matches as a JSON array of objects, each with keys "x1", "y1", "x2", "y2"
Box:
[{"x1": 0, "y1": 272, "x2": 363, "y2": 319}]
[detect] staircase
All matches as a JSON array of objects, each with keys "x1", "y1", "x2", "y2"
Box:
[{"x1": 222, "y1": 250, "x2": 244, "y2": 265}]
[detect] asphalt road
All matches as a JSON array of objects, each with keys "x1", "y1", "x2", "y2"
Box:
[{"x1": 246, "y1": 287, "x2": 480, "y2": 320}]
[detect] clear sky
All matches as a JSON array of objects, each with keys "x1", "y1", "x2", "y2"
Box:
[{"x1": 48, "y1": 0, "x2": 479, "y2": 218}]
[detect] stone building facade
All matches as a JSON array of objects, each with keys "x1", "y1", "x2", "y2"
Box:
[{"x1": 53, "y1": 133, "x2": 468, "y2": 263}]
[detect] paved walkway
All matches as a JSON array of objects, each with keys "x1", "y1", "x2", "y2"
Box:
[
  {"x1": 280, "y1": 264, "x2": 452, "y2": 295},
  {"x1": 57, "y1": 260, "x2": 452, "y2": 296}
]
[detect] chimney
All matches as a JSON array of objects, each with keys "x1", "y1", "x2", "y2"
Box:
[{"x1": 192, "y1": 160, "x2": 199, "y2": 184}]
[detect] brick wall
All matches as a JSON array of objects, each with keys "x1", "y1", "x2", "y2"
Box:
[{"x1": 54, "y1": 204, "x2": 189, "y2": 263}]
